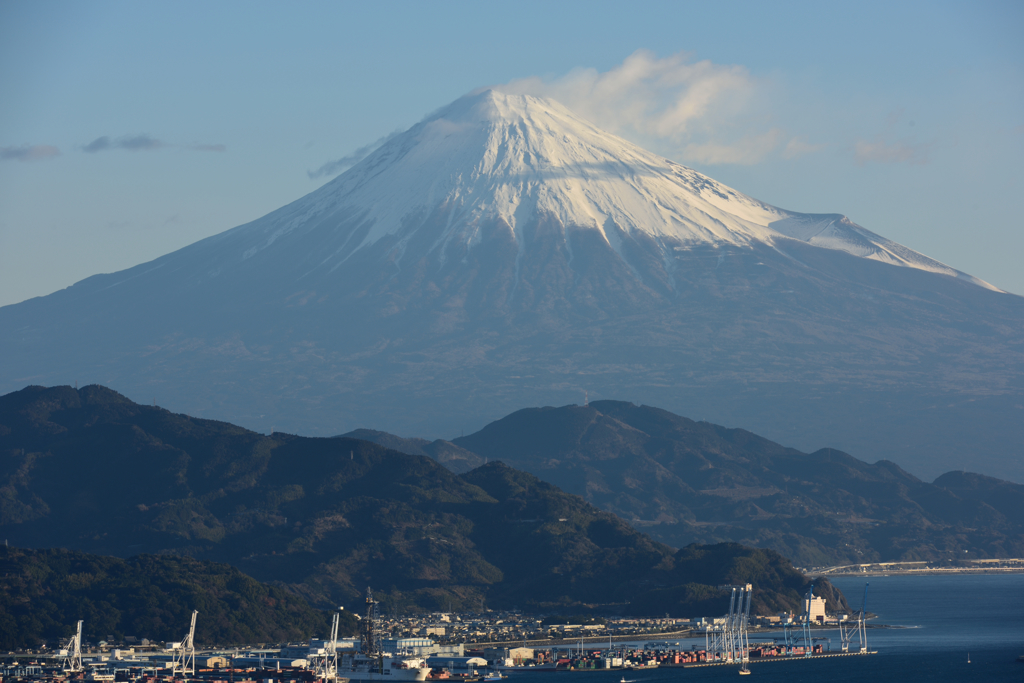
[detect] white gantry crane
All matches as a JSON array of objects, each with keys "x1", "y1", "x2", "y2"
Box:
[
  {"x1": 840, "y1": 582, "x2": 870, "y2": 653},
  {"x1": 801, "y1": 584, "x2": 815, "y2": 657},
  {"x1": 60, "y1": 620, "x2": 83, "y2": 673},
  {"x1": 706, "y1": 584, "x2": 753, "y2": 664},
  {"x1": 729, "y1": 584, "x2": 753, "y2": 663},
  {"x1": 312, "y1": 611, "x2": 341, "y2": 681},
  {"x1": 170, "y1": 610, "x2": 198, "y2": 677},
  {"x1": 739, "y1": 583, "x2": 753, "y2": 663},
  {"x1": 725, "y1": 587, "x2": 739, "y2": 662},
  {"x1": 705, "y1": 593, "x2": 728, "y2": 662},
  {"x1": 857, "y1": 583, "x2": 869, "y2": 652}
]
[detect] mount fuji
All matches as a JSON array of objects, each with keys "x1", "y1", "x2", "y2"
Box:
[{"x1": 3, "y1": 90, "x2": 1022, "y2": 480}]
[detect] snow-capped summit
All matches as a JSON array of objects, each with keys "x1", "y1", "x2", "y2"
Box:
[
  {"x1": 228, "y1": 89, "x2": 996, "y2": 290},
  {"x1": 2, "y1": 89, "x2": 1021, "y2": 482}
]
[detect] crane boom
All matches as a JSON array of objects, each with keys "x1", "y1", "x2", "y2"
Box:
[{"x1": 186, "y1": 610, "x2": 197, "y2": 648}]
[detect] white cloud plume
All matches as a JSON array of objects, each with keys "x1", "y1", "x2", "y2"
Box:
[{"x1": 497, "y1": 50, "x2": 782, "y2": 166}]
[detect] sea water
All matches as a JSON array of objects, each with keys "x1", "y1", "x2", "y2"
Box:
[{"x1": 510, "y1": 573, "x2": 1024, "y2": 682}]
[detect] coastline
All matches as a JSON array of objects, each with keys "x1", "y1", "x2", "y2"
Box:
[
  {"x1": 808, "y1": 568, "x2": 1024, "y2": 578},
  {"x1": 805, "y1": 558, "x2": 1024, "y2": 578}
]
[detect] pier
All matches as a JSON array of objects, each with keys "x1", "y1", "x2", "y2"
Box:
[{"x1": 680, "y1": 649, "x2": 878, "y2": 669}]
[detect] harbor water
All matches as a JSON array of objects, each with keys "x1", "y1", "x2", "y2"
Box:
[{"x1": 509, "y1": 573, "x2": 1024, "y2": 682}]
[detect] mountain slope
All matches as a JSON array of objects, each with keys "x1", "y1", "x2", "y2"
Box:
[
  {"x1": 0, "y1": 385, "x2": 839, "y2": 617},
  {"x1": 365, "y1": 401, "x2": 1024, "y2": 566},
  {"x1": 1, "y1": 90, "x2": 1021, "y2": 481},
  {"x1": 0, "y1": 546, "x2": 348, "y2": 649}
]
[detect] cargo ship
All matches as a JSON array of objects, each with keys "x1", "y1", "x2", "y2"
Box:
[
  {"x1": 339, "y1": 589, "x2": 430, "y2": 682},
  {"x1": 338, "y1": 652, "x2": 430, "y2": 682}
]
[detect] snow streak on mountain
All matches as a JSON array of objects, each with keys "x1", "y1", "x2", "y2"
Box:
[{"x1": 2, "y1": 90, "x2": 1021, "y2": 481}]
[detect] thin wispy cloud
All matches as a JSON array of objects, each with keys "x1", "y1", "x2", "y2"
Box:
[
  {"x1": 853, "y1": 110, "x2": 930, "y2": 166},
  {"x1": 309, "y1": 131, "x2": 402, "y2": 179},
  {"x1": 685, "y1": 129, "x2": 784, "y2": 166},
  {"x1": 854, "y1": 138, "x2": 930, "y2": 165},
  {"x1": 783, "y1": 137, "x2": 826, "y2": 160},
  {"x1": 1, "y1": 144, "x2": 61, "y2": 162},
  {"x1": 82, "y1": 135, "x2": 226, "y2": 153},
  {"x1": 83, "y1": 134, "x2": 164, "y2": 153}
]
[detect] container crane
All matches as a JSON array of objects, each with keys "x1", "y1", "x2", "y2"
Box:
[
  {"x1": 801, "y1": 584, "x2": 814, "y2": 657},
  {"x1": 60, "y1": 620, "x2": 83, "y2": 673},
  {"x1": 170, "y1": 611, "x2": 198, "y2": 677},
  {"x1": 839, "y1": 582, "x2": 869, "y2": 653},
  {"x1": 740, "y1": 584, "x2": 753, "y2": 663},
  {"x1": 725, "y1": 587, "x2": 738, "y2": 662},
  {"x1": 708, "y1": 584, "x2": 753, "y2": 664},
  {"x1": 313, "y1": 611, "x2": 341, "y2": 681},
  {"x1": 839, "y1": 607, "x2": 852, "y2": 652},
  {"x1": 739, "y1": 586, "x2": 753, "y2": 675}
]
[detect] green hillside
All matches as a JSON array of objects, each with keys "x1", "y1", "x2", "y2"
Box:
[{"x1": 0, "y1": 546, "x2": 351, "y2": 650}]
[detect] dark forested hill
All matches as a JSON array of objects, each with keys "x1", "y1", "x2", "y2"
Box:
[
  {"x1": 357, "y1": 401, "x2": 1024, "y2": 566},
  {"x1": 0, "y1": 385, "x2": 838, "y2": 619},
  {"x1": 0, "y1": 546, "x2": 350, "y2": 650}
]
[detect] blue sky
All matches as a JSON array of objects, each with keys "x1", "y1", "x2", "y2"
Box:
[{"x1": 1, "y1": 0, "x2": 1022, "y2": 307}]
